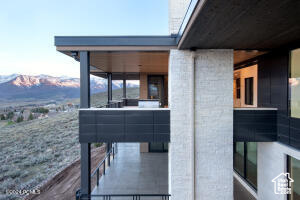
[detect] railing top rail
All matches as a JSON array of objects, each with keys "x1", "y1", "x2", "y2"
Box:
[
  {"x1": 79, "y1": 193, "x2": 171, "y2": 200},
  {"x1": 91, "y1": 146, "x2": 113, "y2": 178},
  {"x1": 89, "y1": 194, "x2": 171, "y2": 196}
]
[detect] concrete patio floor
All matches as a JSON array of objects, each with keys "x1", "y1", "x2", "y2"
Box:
[
  {"x1": 91, "y1": 143, "x2": 256, "y2": 200},
  {"x1": 91, "y1": 143, "x2": 168, "y2": 200}
]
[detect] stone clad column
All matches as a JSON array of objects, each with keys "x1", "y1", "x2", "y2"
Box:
[
  {"x1": 169, "y1": 49, "x2": 233, "y2": 200},
  {"x1": 169, "y1": 50, "x2": 195, "y2": 200},
  {"x1": 194, "y1": 50, "x2": 233, "y2": 200}
]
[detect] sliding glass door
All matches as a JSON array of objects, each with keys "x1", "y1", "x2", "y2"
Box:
[{"x1": 234, "y1": 142, "x2": 257, "y2": 189}]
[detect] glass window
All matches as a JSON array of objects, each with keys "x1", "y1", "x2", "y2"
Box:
[
  {"x1": 148, "y1": 76, "x2": 164, "y2": 107},
  {"x1": 234, "y1": 142, "x2": 245, "y2": 175},
  {"x1": 234, "y1": 142, "x2": 257, "y2": 190},
  {"x1": 290, "y1": 48, "x2": 300, "y2": 118},
  {"x1": 246, "y1": 142, "x2": 257, "y2": 188},
  {"x1": 149, "y1": 143, "x2": 168, "y2": 152},
  {"x1": 245, "y1": 77, "x2": 254, "y2": 105},
  {"x1": 289, "y1": 156, "x2": 300, "y2": 200}
]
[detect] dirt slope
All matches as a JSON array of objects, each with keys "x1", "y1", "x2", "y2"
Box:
[{"x1": 26, "y1": 146, "x2": 106, "y2": 200}]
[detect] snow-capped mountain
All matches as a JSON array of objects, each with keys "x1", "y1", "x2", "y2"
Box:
[
  {"x1": 0, "y1": 74, "x2": 139, "y2": 100},
  {"x1": 0, "y1": 74, "x2": 20, "y2": 84}
]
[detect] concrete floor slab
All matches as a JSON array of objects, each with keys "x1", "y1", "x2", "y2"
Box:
[
  {"x1": 92, "y1": 143, "x2": 168, "y2": 200},
  {"x1": 91, "y1": 143, "x2": 256, "y2": 200}
]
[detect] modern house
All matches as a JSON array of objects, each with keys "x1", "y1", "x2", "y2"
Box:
[{"x1": 54, "y1": 0, "x2": 300, "y2": 199}]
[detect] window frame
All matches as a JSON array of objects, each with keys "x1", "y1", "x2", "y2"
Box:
[
  {"x1": 233, "y1": 142, "x2": 257, "y2": 191},
  {"x1": 245, "y1": 77, "x2": 254, "y2": 105}
]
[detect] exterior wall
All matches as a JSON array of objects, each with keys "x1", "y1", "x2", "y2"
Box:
[
  {"x1": 257, "y1": 142, "x2": 300, "y2": 200},
  {"x1": 257, "y1": 52, "x2": 290, "y2": 146},
  {"x1": 140, "y1": 73, "x2": 148, "y2": 99},
  {"x1": 169, "y1": 49, "x2": 233, "y2": 200},
  {"x1": 169, "y1": 0, "x2": 190, "y2": 34}
]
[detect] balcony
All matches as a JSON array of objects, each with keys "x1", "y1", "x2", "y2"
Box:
[
  {"x1": 79, "y1": 106, "x2": 170, "y2": 143},
  {"x1": 234, "y1": 107, "x2": 277, "y2": 142},
  {"x1": 91, "y1": 143, "x2": 168, "y2": 200}
]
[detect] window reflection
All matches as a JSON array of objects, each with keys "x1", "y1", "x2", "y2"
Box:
[
  {"x1": 234, "y1": 142, "x2": 244, "y2": 175},
  {"x1": 246, "y1": 142, "x2": 257, "y2": 187},
  {"x1": 290, "y1": 48, "x2": 300, "y2": 118},
  {"x1": 289, "y1": 156, "x2": 300, "y2": 200},
  {"x1": 234, "y1": 142, "x2": 257, "y2": 189}
]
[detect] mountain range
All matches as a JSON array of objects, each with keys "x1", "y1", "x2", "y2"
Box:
[{"x1": 0, "y1": 74, "x2": 139, "y2": 100}]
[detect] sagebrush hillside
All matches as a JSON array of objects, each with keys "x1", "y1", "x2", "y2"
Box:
[{"x1": 0, "y1": 88, "x2": 139, "y2": 200}]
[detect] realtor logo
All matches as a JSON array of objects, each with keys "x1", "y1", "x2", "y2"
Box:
[{"x1": 272, "y1": 173, "x2": 294, "y2": 195}]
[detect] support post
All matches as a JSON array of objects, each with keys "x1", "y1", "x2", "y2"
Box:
[
  {"x1": 123, "y1": 78, "x2": 126, "y2": 99},
  {"x1": 107, "y1": 143, "x2": 111, "y2": 166},
  {"x1": 80, "y1": 51, "x2": 91, "y2": 196},
  {"x1": 107, "y1": 73, "x2": 112, "y2": 104}
]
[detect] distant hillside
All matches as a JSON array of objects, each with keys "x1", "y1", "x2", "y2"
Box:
[
  {"x1": 0, "y1": 87, "x2": 140, "y2": 200},
  {"x1": 0, "y1": 74, "x2": 139, "y2": 100}
]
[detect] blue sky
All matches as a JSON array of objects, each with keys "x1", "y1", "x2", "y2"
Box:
[{"x1": 0, "y1": 0, "x2": 168, "y2": 77}]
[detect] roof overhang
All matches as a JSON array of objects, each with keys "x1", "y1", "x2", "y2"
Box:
[
  {"x1": 55, "y1": 36, "x2": 175, "y2": 74},
  {"x1": 177, "y1": 0, "x2": 300, "y2": 50},
  {"x1": 55, "y1": 0, "x2": 300, "y2": 71},
  {"x1": 55, "y1": 36, "x2": 177, "y2": 52}
]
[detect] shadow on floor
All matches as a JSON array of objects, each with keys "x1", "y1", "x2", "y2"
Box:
[{"x1": 234, "y1": 177, "x2": 256, "y2": 200}]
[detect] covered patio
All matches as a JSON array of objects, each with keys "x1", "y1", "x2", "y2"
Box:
[
  {"x1": 91, "y1": 143, "x2": 168, "y2": 200},
  {"x1": 90, "y1": 143, "x2": 256, "y2": 200}
]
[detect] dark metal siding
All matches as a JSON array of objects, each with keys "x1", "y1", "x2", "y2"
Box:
[
  {"x1": 234, "y1": 110, "x2": 277, "y2": 142},
  {"x1": 258, "y1": 52, "x2": 290, "y2": 144},
  {"x1": 257, "y1": 51, "x2": 300, "y2": 150},
  {"x1": 79, "y1": 110, "x2": 170, "y2": 143}
]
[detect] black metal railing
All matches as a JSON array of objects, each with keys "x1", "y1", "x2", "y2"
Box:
[
  {"x1": 91, "y1": 143, "x2": 116, "y2": 185},
  {"x1": 79, "y1": 194, "x2": 171, "y2": 200},
  {"x1": 76, "y1": 143, "x2": 117, "y2": 200}
]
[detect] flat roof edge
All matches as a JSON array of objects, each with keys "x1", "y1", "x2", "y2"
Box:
[{"x1": 55, "y1": 35, "x2": 177, "y2": 47}]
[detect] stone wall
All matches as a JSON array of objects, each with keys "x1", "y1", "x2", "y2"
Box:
[
  {"x1": 169, "y1": 49, "x2": 233, "y2": 200},
  {"x1": 169, "y1": 49, "x2": 195, "y2": 199},
  {"x1": 194, "y1": 50, "x2": 233, "y2": 200},
  {"x1": 169, "y1": 0, "x2": 190, "y2": 34}
]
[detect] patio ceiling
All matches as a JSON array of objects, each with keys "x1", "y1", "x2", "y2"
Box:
[
  {"x1": 55, "y1": 36, "x2": 268, "y2": 73},
  {"x1": 89, "y1": 51, "x2": 169, "y2": 73}
]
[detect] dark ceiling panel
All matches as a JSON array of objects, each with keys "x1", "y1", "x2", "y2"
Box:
[{"x1": 179, "y1": 0, "x2": 300, "y2": 50}]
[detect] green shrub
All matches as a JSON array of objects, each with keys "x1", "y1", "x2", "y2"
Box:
[
  {"x1": 28, "y1": 113, "x2": 34, "y2": 120},
  {"x1": 94, "y1": 143, "x2": 103, "y2": 148},
  {"x1": 6, "y1": 112, "x2": 14, "y2": 119},
  {"x1": 6, "y1": 121, "x2": 14, "y2": 126},
  {"x1": 16, "y1": 116, "x2": 24, "y2": 123},
  {"x1": 31, "y1": 107, "x2": 49, "y2": 114},
  {"x1": 0, "y1": 114, "x2": 5, "y2": 120}
]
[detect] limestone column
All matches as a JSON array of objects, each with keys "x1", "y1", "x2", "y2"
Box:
[
  {"x1": 169, "y1": 50, "x2": 195, "y2": 200},
  {"x1": 169, "y1": 49, "x2": 233, "y2": 200},
  {"x1": 194, "y1": 50, "x2": 233, "y2": 200}
]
